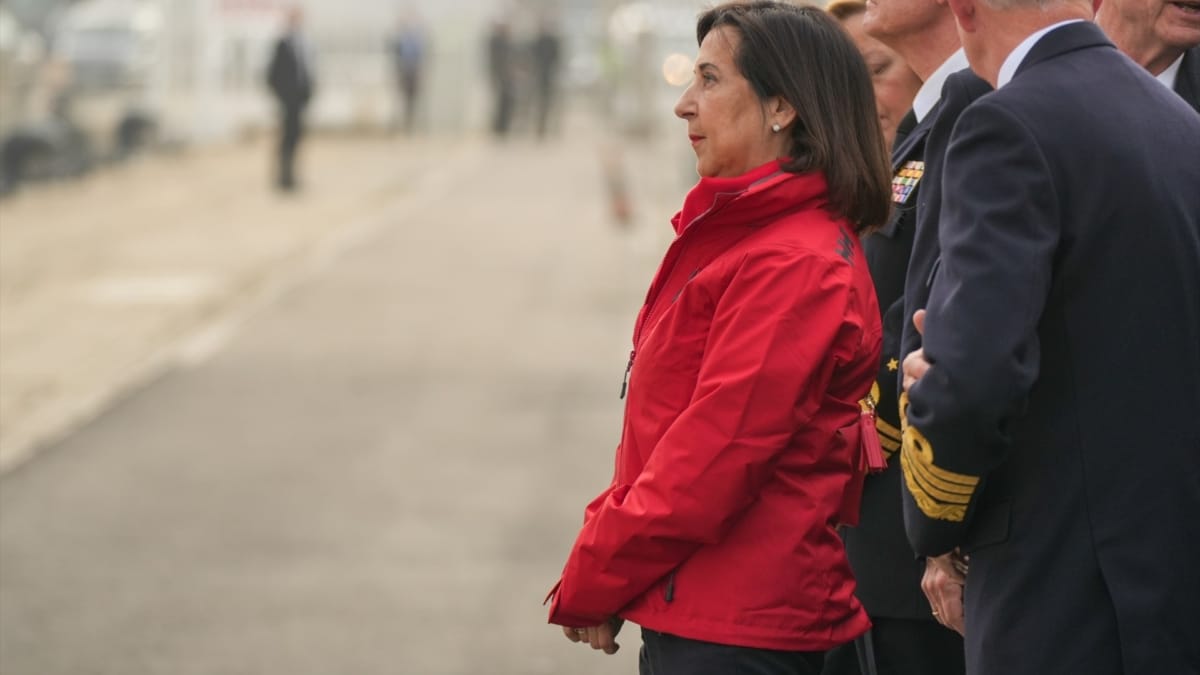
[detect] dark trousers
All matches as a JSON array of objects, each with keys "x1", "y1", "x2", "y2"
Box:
[
  {"x1": 491, "y1": 85, "x2": 514, "y2": 137},
  {"x1": 639, "y1": 628, "x2": 824, "y2": 675},
  {"x1": 533, "y1": 80, "x2": 557, "y2": 139},
  {"x1": 277, "y1": 104, "x2": 304, "y2": 189},
  {"x1": 820, "y1": 618, "x2": 965, "y2": 675}
]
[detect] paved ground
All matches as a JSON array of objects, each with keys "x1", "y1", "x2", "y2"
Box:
[
  {"x1": 0, "y1": 133, "x2": 480, "y2": 472},
  {"x1": 0, "y1": 117, "x2": 696, "y2": 674}
]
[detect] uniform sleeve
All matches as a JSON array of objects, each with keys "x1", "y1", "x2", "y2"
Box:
[
  {"x1": 900, "y1": 99, "x2": 1058, "y2": 556},
  {"x1": 872, "y1": 295, "x2": 907, "y2": 456},
  {"x1": 548, "y1": 246, "x2": 864, "y2": 626}
]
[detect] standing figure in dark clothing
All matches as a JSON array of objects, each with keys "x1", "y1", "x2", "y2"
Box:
[
  {"x1": 899, "y1": 1, "x2": 1200, "y2": 670},
  {"x1": 486, "y1": 18, "x2": 516, "y2": 138},
  {"x1": 267, "y1": 6, "x2": 314, "y2": 191},
  {"x1": 389, "y1": 12, "x2": 428, "y2": 135},
  {"x1": 530, "y1": 16, "x2": 563, "y2": 139}
]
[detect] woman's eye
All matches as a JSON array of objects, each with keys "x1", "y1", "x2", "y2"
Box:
[{"x1": 702, "y1": 73, "x2": 717, "y2": 84}]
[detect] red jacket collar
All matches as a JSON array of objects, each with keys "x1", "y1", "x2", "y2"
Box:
[{"x1": 672, "y1": 160, "x2": 829, "y2": 235}]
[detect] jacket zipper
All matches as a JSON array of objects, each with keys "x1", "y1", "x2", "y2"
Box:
[
  {"x1": 630, "y1": 191, "x2": 735, "y2": 349},
  {"x1": 619, "y1": 350, "x2": 636, "y2": 399},
  {"x1": 612, "y1": 191, "x2": 742, "y2": 515},
  {"x1": 664, "y1": 573, "x2": 676, "y2": 603}
]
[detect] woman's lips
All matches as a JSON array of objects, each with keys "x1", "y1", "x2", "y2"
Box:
[{"x1": 689, "y1": 135, "x2": 704, "y2": 145}]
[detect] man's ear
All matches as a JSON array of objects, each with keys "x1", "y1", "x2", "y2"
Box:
[{"x1": 947, "y1": 0, "x2": 978, "y2": 32}]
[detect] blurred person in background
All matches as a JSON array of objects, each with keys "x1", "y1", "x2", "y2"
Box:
[
  {"x1": 827, "y1": 0, "x2": 922, "y2": 149},
  {"x1": 388, "y1": 9, "x2": 428, "y2": 135},
  {"x1": 266, "y1": 5, "x2": 315, "y2": 192},
  {"x1": 546, "y1": 3, "x2": 893, "y2": 673},
  {"x1": 486, "y1": 16, "x2": 516, "y2": 138},
  {"x1": 530, "y1": 13, "x2": 563, "y2": 139},
  {"x1": 1096, "y1": 0, "x2": 1200, "y2": 112}
]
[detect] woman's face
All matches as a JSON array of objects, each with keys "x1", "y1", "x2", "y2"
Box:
[
  {"x1": 674, "y1": 26, "x2": 790, "y2": 178},
  {"x1": 840, "y1": 12, "x2": 921, "y2": 149}
]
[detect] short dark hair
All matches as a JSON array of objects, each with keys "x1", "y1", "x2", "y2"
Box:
[{"x1": 697, "y1": 1, "x2": 892, "y2": 233}]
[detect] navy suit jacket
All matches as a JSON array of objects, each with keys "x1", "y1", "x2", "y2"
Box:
[{"x1": 901, "y1": 22, "x2": 1200, "y2": 674}]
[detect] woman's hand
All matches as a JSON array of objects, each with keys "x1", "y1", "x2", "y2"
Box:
[{"x1": 561, "y1": 617, "x2": 624, "y2": 654}]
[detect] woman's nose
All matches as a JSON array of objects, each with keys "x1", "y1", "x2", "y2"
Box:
[{"x1": 674, "y1": 86, "x2": 695, "y2": 120}]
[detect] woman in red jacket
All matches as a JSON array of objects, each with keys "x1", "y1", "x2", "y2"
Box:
[{"x1": 548, "y1": 3, "x2": 891, "y2": 673}]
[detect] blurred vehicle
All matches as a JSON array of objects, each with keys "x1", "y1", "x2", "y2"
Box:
[
  {"x1": 1, "y1": 0, "x2": 282, "y2": 194},
  {"x1": 51, "y1": 0, "x2": 165, "y2": 162},
  {"x1": 0, "y1": 5, "x2": 84, "y2": 194},
  {"x1": 0, "y1": 0, "x2": 164, "y2": 193}
]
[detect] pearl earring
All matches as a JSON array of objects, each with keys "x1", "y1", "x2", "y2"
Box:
[{"x1": 772, "y1": 123, "x2": 782, "y2": 133}]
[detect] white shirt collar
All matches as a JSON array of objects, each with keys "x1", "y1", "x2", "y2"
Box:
[
  {"x1": 913, "y1": 49, "x2": 970, "y2": 123},
  {"x1": 997, "y1": 19, "x2": 1085, "y2": 88},
  {"x1": 1157, "y1": 53, "x2": 1185, "y2": 89}
]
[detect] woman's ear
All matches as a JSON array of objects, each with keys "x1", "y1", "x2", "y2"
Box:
[{"x1": 769, "y1": 97, "x2": 797, "y2": 132}]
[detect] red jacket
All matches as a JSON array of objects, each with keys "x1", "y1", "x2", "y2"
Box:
[{"x1": 547, "y1": 162, "x2": 882, "y2": 651}]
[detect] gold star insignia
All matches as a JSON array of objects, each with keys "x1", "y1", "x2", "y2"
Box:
[{"x1": 887, "y1": 358, "x2": 899, "y2": 372}]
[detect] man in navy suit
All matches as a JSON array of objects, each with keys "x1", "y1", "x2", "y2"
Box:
[
  {"x1": 898, "y1": 0, "x2": 1200, "y2": 672},
  {"x1": 1096, "y1": 0, "x2": 1200, "y2": 112}
]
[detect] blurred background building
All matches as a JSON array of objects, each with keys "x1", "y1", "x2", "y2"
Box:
[{"x1": 0, "y1": 0, "x2": 729, "y2": 192}]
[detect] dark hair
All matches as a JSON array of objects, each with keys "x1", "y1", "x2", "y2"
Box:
[{"x1": 697, "y1": 1, "x2": 892, "y2": 233}]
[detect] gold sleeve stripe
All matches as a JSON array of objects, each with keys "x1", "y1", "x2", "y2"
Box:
[
  {"x1": 898, "y1": 392, "x2": 980, "y2": 523},
  {"x1": 902, "y1": 473, "x2": 968, "y2": 521},
  {"x1": 879, "y1": 435, "x2": 900, "y2": 452},
  {"x1": 903, "y1": 453, "x2": 973, "y2": 502},
  {"x1": 876, "y1": 416, "x2": 903, "y2": 441},
  {"x1": 904, "y1": 443, "x2": 977, "y2": 493}
]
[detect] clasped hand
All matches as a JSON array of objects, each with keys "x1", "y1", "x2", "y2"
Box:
[
  {"x1": 902, "y1": 309, "x2": 931, "y2": 393},
  {"x1": 924, "y1": 550, "x2": 968, "y2": 636},
  {"x1": 561, "y1": 617, "x2": 624, "y2": 655}
]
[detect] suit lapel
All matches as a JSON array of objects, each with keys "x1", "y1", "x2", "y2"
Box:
[
  {"x1": 1174, "y1": 47, "x2": 1200, "y2": 115},
  {"x1": 892, "y1": 110, "x2": 918, "y2": 155},
  {"x1": 879, "y1": 105, "x2": 940, "y2": 237},
  {"x1": 891, "y1": 107, "x2": 935, "y2": 169}
]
